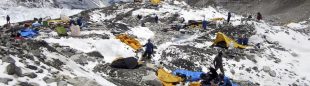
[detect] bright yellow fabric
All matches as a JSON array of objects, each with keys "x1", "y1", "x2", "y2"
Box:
[
  {"x1": 157, "y1": 68, "x2": 183, "y2": 86},
  {"x1": 116, "y1": 34, "x2": 142, "y2": 51},
  {"x1": 47, "y1": 20, "x2": 63, "y2": 23},
  {"x1": 150, "y1": 0, "x2": 161, "y2": 5},
  {"x1": 209, "y1": 18, "x2": 225, "y2": 21},
  {"x1": 213, "y1": 32, "x2": 247, "y2": 49},
  {"x1": 190, "y1": 82, "x2": 201, "y2": 86}
]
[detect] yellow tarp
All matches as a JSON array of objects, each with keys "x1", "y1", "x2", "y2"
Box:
[
  {"x1": 157, "y1": 68, "x2": 183, "y2": 86},
  {"x1": 116, "y1": 34, "x2": 142, "y2": 51},
  {"x1": 47, "y1": 20, "x2": 63, "y2": 24},
  {"x1": 150, "y1": 0, "x2": 161, "y2": 5},
  {"x1": 190, "y1": 82, "x2": 201, "y2": 86},
  {"x1": 213, "y1": 32, "x2": 247, "y2": 49},
  {"x1": 209, "y1": 18, "x2": 225, "y2": 21}
]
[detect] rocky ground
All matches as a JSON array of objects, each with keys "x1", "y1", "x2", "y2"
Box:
[{"x1": 0, "y1": 1, "x2": 309, "y2": 86}]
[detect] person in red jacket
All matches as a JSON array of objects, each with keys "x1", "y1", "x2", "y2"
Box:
[{"x1": 257, "y1": 12, "x2": 262, "y2": 21}]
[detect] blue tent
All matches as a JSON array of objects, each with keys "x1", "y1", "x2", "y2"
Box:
[
  {"x1": 172, "y1": 69, "x2": 203, "y2": 81},
  {"x1": 20, "y1": 28, "x2": 38, "y2": 38}
]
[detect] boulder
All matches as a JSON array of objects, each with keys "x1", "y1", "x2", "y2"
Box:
[
  {"x1": 269, "y1": 70, "x2": 277, "y2": 77},
  {"x1": 26, "y1": 65, "x2": 38, "y2": 70},
  {"x1": 0, "y1": 78, "x2": 13, "y2": 84},
  {"x1": 25, "y1": 72, "x2": 38, "y2": 78},
  {"x1": 2, "y1": 56, "x2": 15, "y2": 63},
  {"x1": 263, "y1": 66, "x2": 271, "y2": 72},
  {"x1": 6, "y1": 63, "x2": 23, "y2": 77},
  {"x1": 36, "y1": 69, "x2": 43, "y2": 73},
  {"x1": 68, "y1": 77, "x2": 101, "y2": 86},
  {"x1": 43, "y1": 77, "x2": 56, "y2": 84},
  {"x1": 57, "y1": 81, "x2": 68, "y2": 86}
]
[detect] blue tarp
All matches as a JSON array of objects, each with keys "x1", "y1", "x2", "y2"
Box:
[
  {"x1": 221, "y1": 76, "x2": 239, "y2": 86},
  {"x1": 20, "y1": 28, "x2": 38, "y2": 38},
  {"x1": 32, "y1": 23, "x2": 41, "y2": 27},
  {"x1": 172, "y1": 69, "x2": 203, "y2": 81}
]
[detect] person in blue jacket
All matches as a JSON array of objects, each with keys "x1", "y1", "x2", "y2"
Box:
[
  {"x1": 77, "y1": 17, "x2": 83, "y2": 27},
  {"x1": 202, "y1": 19, "x2": 208, "y2": 30},
  {"x1": 242, "y1": 35, "x2": 248, "y2": 45},
  {"x1": 237, "y1": 34, "x2": 243, "y2": 45},
  {"x1": 143, "y1": 39, "x2": 154, "y2": 60}
]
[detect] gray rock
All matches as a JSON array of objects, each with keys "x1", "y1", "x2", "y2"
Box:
[
  {"x1": 36, "y1": 69, "x2": 43, "y2": 73},
  {"x1": 263, "y1": 66, "x2": 271, "y2": 72},
  {"x1": 26, "y1": 65, "x2": 38, "y2": 70},
  {"x1": 245, "y1": 68, "x2": 251, "y2": 73},
  {"x1": 269, "y1": 70, "x2": 277, "y2": 77},
  {"x1": 43, "y1": 77, "x2": 56, "y2": 84},
  {"x1": 57, "y1": 81, "x2": 68, "y2": 86},
  {"x1": 2, "y1": 56, "x2": 15, "y2": 63},
  {"x1": 25, "y1": 72, "x2": 37, "y2": 78},
  {"x1": 6, "y1": 63, "x2": 23, "y2": 77},
  {"x1": 68, "y1": 77, "x2": 101, "y2": 86},
  {"x1": 0, "y1": 78, "x2": 13, "y2": 84},
  {"x1": 144, "y1": 80, "x2": 162, "y2": 86},
  {"x1": 230, "y1": 69, "x2": 235, "y2": 75}
]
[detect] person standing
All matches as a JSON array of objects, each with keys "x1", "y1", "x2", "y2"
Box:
[
  {"x1": 202, "y1": 19, "x2": 208, "y2": 30},
  {"x1": 227, "y1": 12, "x2": 231, "y2": 23},
  {"x1": 142, "y1": 39, "x2": 154, "y2": 60},
  {"x1": 213, "y1": 52, "x2": 224, "y2": 75},
  {"x1": 257, "y1": 12, "x2": 262, "y2": 21},
  {"x1": 6, "y1": 15, "x2": 10, "y2": 24}
]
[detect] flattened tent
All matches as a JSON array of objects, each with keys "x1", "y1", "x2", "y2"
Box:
[
  {"x1": 55, "y1": 26, "x2": 68, "y2": 36},
  {"x1": 116, "y1": 34, "x2": 142, "y2": 51},
  {"x1": 111, "y1": 57, "x2": 138, "y2": 69},
  {"x1": 157, "y1": 68, "x2": 183, "y2": 86},
  {"x1": 20, "y1": 28, "x2": 38, "y2": 38},
  {"x1": 150, "y1": 0, "x2": 161, "y2": 5},
  {"x1": 213, "y1": 32, "x2": 246, "y2": 49}
]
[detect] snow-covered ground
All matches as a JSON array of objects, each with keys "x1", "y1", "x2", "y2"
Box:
[{"x1": 0, "y1": 6, "x2": 82, "y2": 25}]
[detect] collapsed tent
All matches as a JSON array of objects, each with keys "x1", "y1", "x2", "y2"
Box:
[
  {"x1": 55, "y1": 26, "x2": 68, "y2": 36},
  {"x1": 32, "y1": 22, "x2": 41, "y2": 27},
  {"x1": 116, "y1": 34, "x2": 142, "y2": 51},
  {"x1": 213, "y1": 32, "x2": 247, "y2": 49},
  {"x1": 209, "y1": 18, "x2": 225, "y2": 21},
  {"x1": 111, "y1": 57, "x2": 138, "y2": 69},
  {"x1": 70, "y1": 25, "x2": 81, "y2": 36},
  {"x1": 19, "y1": 28, "x2": 38, "y2": 38},
  {"x1": 157, "y1": 68, "x2": 183, "y2": 86},
  {"x1": 150, "y1": 0, "x2": 161, "y2": 5},
  {"x1": 172, "y1": 69, "x2": 204, "y2": 82}
]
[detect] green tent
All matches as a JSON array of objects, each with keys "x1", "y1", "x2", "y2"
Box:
[
  {"x1": 43, "y1": 21, "x2": 48, "y2": 27},
  {"x1": 56, "y1": 26, "x2": 68, "y2": 36}
]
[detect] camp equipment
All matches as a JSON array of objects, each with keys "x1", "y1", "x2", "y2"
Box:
[
  {"x1": 70, "y1": 25, "x2": 81, "y2": 36},
  {"x1": 111, "y1": 57, "x2": 138, "y2": 69},
  {"x1": 55, "y1": 25, "x2": 68, "y2": 36},
  {"x1": 116, "y1": 34, "x2": 142, "y2": 51},
  {"x1": 157, "y1": 68, "x2": 183, "y2": 86},
  {"x1": 213, "y1": 32, "x2": 246, "y2": 49}
]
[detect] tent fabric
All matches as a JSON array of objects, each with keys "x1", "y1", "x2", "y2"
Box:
[
  {"x1": 55, "y1": 26, "x2": 68, "y2": 36},
  {"x1": 70, "y1": 25, "x2": 81, "y2": 36},
  {"x1": 209, "y1": 18, "x2": 225, "y2": 21},
  {"x1": 213, "y1": 32, "x2": 247, "y2": 49},
  {"x1": 157, "y1": 68, "x2": 183, "y2": 86},
  {"x1": 42, "y1": 21, "x2": 49, "y2": 27},
  {"x1": 111, "y1": 57, "x2": 138, "y2": 69},
  {"x1": 172, "y1": 69, "x2": 203, "y2": 81},
  {"x1": 61, "y1": 15, "x2": 70, "y2": 23},
  {"x1": 20, "y1": 28, "x2": 38, "y2": 38},
  {"x1": 116, "y1": 34, "x2": 142, "y2": 51},
  {"x1": 32, "y1": 22, "x2": 41, "y2": 27},
  {"x1": 150, "y1": 0, "x2": 161, "y2": 5}
]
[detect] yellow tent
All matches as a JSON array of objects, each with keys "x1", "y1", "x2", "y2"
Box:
[
  {"x1": 209, "y1": 18, "x2": 225, "y2": 21},
  {"x1": 47, "y1": 20, "x2": 63, "y2": 24},
  {"x1": 116, "y1": 34, "x2": 142, "y2": 51},
  {"x1": 157, "y1": 68, "x2": 183, "y2": 86},
  {"x1": 213, "y1": 32, "x2": 247, "y2": 49},
  {"x1": 150, "y1": 0, "x2": 161, "y2": 5}
]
